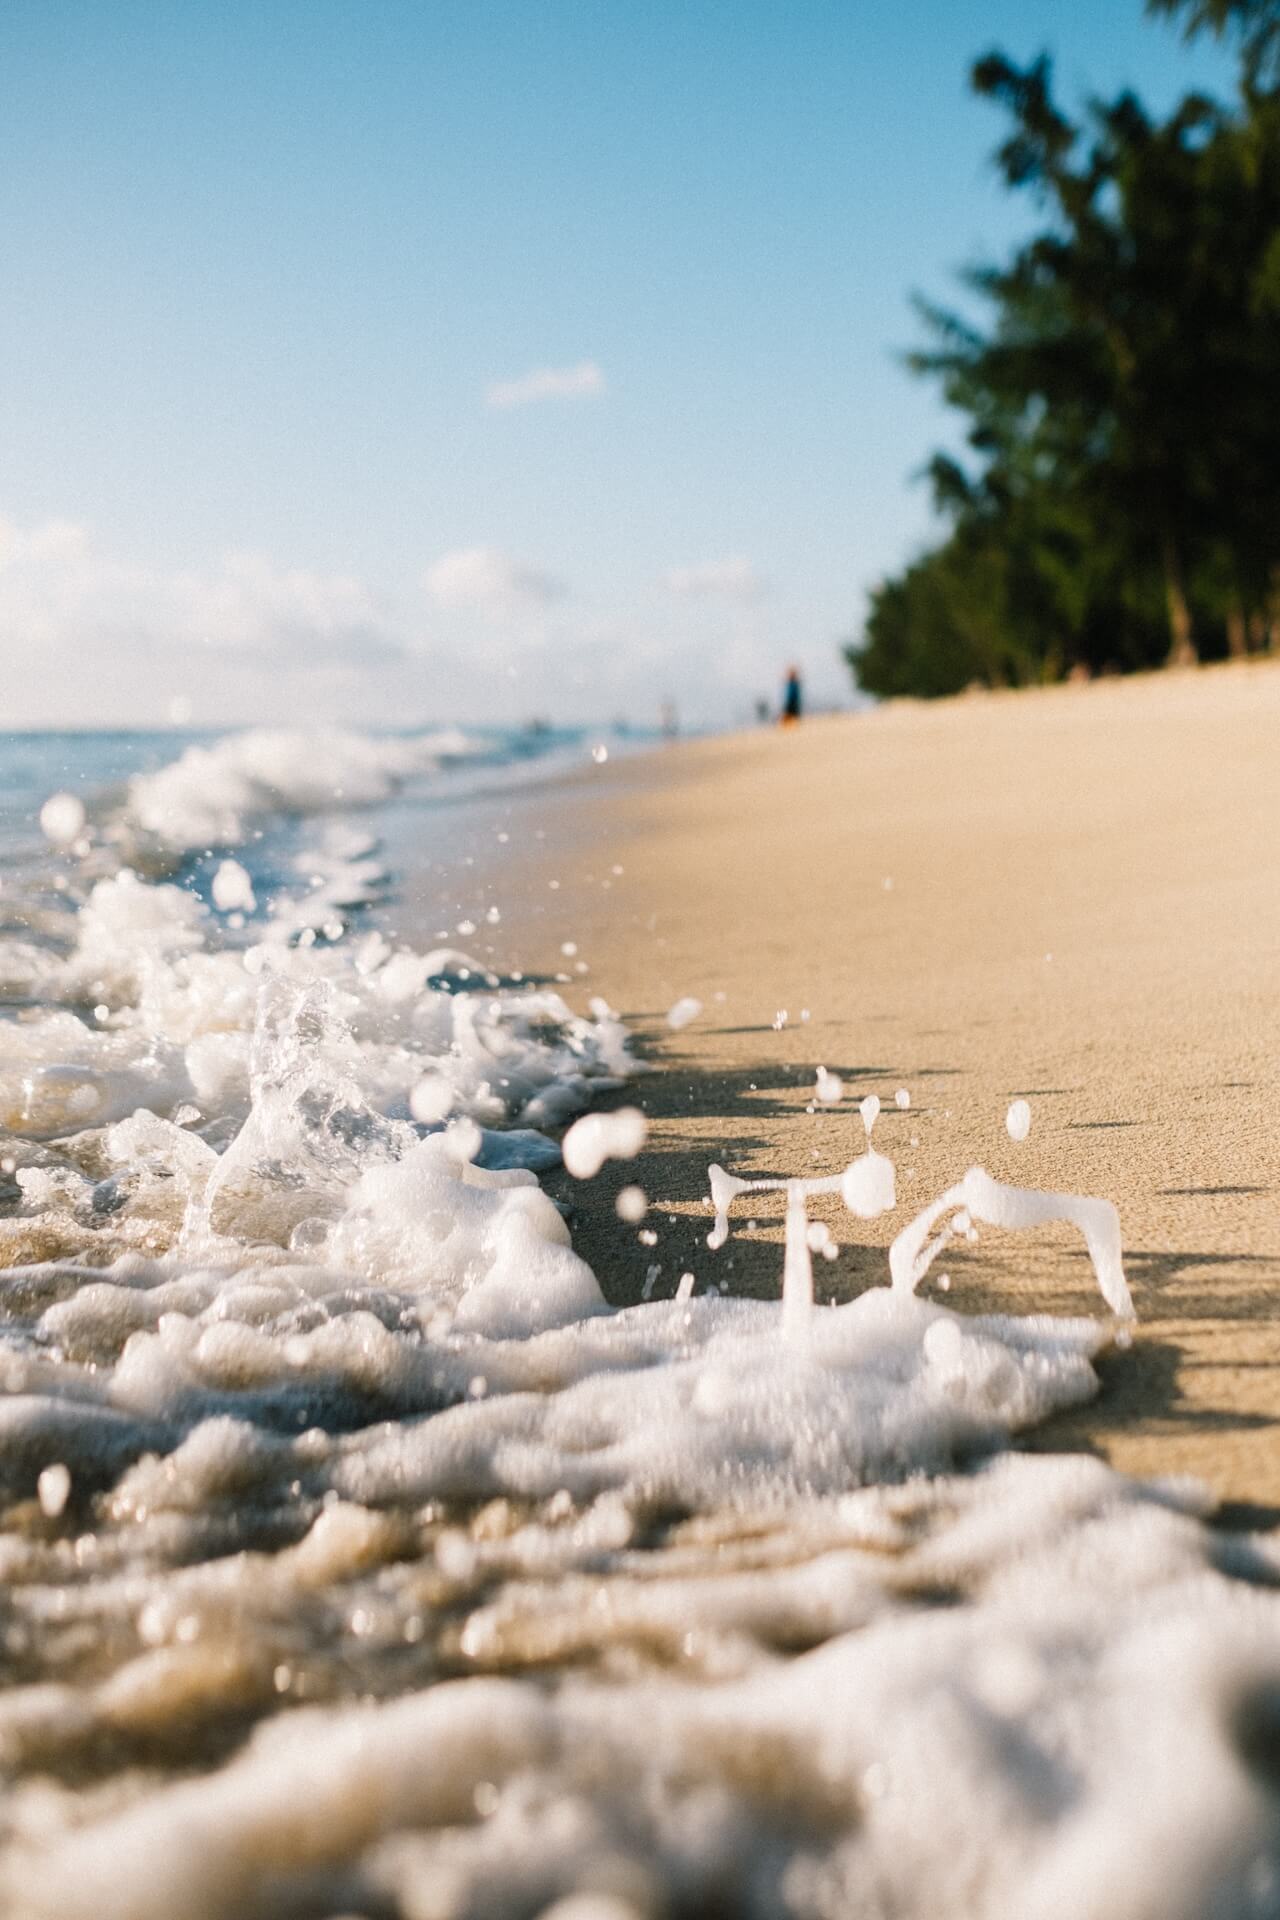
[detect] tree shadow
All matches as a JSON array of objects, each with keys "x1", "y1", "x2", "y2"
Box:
[
  {"x1": 617, "y1": 1060, "x2": 931, "y2": 1128},
  {"x1": 1123, "y1": 1246, "x2": 1279, "y2": 1314},
  {"x1": 549, "y1": 1056, "x2": 1280, "y2": 1530},
  {"x1": 546, "y1": 1052, "x2": 949, "y2": 1307},
  {"x1": 1157, "y1": 1185, "x2": 1267, "y2": 1197}
]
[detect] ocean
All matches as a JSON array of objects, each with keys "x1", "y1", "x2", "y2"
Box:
[{"x1": 0, "y1": 725, "x2": 1277, "y2": 1919}]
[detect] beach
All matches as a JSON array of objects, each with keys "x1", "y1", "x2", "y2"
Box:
[
  {"x1": 489, "y1": 661, "x2": 1280, "y2": 1514},
  {"x1": 2, "y1": 678, "x2": 1279, "y2": 1914},
  {"x1": 9, "y1": 0, "x2": 1280, "y2": 1902}
]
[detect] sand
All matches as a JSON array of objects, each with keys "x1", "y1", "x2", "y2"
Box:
[{"x1": 474, "y1": 662, "x2": 1280, "y2": 1518}]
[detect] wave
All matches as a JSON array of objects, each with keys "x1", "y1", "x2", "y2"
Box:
[
  {"x1": 113, "y1": 725, "x2": 481, "y2": 856},
  {"x1": 0, "y1": 730, "x2": 1276, "y2": 1916}
]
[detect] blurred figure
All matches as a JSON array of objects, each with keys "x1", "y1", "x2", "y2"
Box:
[
  {"x1": 660, "y1": 699, "x2": 679, "y2": 740},
  {"x1": 780, "y1": 665, "x2": 803, "y2": 726},
  {"x1": 755, "y1": 697, "x2": 770, "y2": 725}
]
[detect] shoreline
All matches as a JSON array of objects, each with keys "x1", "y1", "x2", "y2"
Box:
[
  {"x1": 1, "y1": 672, "x2": 1277, "y2": 1904},
  {"x1": 452, "y1": 660, "x2": 1280, "y2": 1516}
]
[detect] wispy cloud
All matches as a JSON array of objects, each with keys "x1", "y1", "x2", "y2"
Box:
[
  {"x1": 424, "y1": 545, "x2": 566, "y2": 618},
  {"x1": 664, "y1": 556, "x2": 769, "y2": 602},
  {"x1": 484, "y1": 360, "x2": 606, "y2": 411}
]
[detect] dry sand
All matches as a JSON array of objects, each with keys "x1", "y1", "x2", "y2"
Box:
[{"x1": 483, "y1": 662, "x2": 1280, "y2": 1518}]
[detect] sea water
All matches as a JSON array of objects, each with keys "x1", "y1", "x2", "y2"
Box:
[{"x1": 0, "y1": 726, "x2": 1277, "y2": 1920}]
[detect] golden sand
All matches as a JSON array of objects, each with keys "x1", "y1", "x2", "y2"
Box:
[{"x1": 485, "y1": 662, "x2": 1280, "y2": 1516}]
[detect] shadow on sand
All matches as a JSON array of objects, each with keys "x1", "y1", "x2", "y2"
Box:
[{"x1": 546, "y1": 1020, "x2": 1280, "y2": 1531}]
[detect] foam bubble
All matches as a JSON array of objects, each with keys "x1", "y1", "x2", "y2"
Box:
[
  {"x1": 39, "y1": 792, "x2": 86, "y2": 846},
  {"x1": 409, "y1": 1076, "x2": 454, "y2": 1124},
  {"x1": 37, "y1": 1462, "x2": 71, "y2": 1518},
  {"x1": 615, "y1": 1185, "x2": 648, "y2": 1224},
  {"x1": 841, "y1": 1148, "x2": 896, "y2": 1218},
  {"x1": 210, "y1": 860, "x2": 256, "y2": 914},
  {"x1": 562, "y1": 1107, "x2": 648, "y2": 1179}
]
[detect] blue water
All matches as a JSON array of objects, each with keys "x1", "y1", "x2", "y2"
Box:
[{"x1": 0, "y1": 722, "x2": 648, "y2": 938}]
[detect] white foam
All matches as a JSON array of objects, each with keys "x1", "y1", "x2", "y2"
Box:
[
  {"x1": 614, "y1": 1185, "x2": 647, "y2": 1224},
  {"x1": 705, "y1": 1146, "x2": 897, "y2": 1337},
  {"x1": 39, "y1": 792, "x2": 86, "y2": 846},
  {"x1": 210, "y1": 859, "x2": 256, "y2": 914},
  {"x1": 7, "y1": 1448, "x2": 1275, "y2": 1920},
  {"x1": 0, "y1": 877, "x2": 634, "y2": 1277},
  {"x1": 409, "y1": 1075, "x2": 454, "y2": 1124},
  {"x1": 665, "y1": 996, "x2": 702, "y2": 1031},
  {"x1": 117, "y1": 726, "x2": 477, "y2": 855},
  {"x1": 842, "y1": 1147, "x2": 897, "y2": 1218},
  {"x1": 562, "y1": 1107, "x2": 647, "y2": 1179},
  {"x1": 36, "y1": 1462, "x2": 71, "y2": 1517},
  {"x1": 0, "y1": 729, "x2": 1266, "y2": 1918},
  {"x1": 890, "y1": 1166, "x2": 1134, "y2": 1319}
]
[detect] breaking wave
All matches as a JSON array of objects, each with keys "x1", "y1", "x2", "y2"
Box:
[{"x1": 0, "y1": 726, "x2": 1276, "y2": 1919}]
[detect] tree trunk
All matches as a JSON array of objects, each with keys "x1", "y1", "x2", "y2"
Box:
[
  {"x1": 1269, "y1": 565, "x2": 1280, "y2": 654},
  {"x1": 1226, "y1": 597, "x2": 1248, "y2": 659},
  {"x1": 1161, "y1": 531, "x2": 1197, "y2": 667},
  {"x1": 1249, "y1": 610, "x2": 1267, "y2": 653}
]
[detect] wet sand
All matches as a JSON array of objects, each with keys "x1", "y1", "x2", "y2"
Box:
[{"x1": 480, "y1": 662, "x2": 1280, "y2": 1517}]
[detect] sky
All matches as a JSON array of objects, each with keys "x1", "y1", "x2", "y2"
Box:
[{"x1": 0, "y1": 0, "x2": 1235, "y2": 731}]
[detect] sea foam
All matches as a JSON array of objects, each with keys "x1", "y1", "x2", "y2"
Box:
[{"x1": 0, "y1": 725, "x2": 1276, "y2": 1918}]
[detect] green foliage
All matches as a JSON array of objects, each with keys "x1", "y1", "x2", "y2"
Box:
[
  {"x1": 850, "y1": 4, "x2": 1280, "y2": 700},
  {"x1": 1147, "y1": 0, "x2": 1280, "y2": 90}
]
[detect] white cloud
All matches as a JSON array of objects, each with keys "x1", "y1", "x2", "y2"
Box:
[
  {"x1": 484, "y1": 361, "x2": 606, "y2": 411},
  {"x1": 424, "y1": 546, "x2": 566, "y2": 619},
  {"x1": 0, "y1": 512, "x2": 407, "y2": 725},
  {"x1": 664, "y1": 556, "x2": 768, "y2": 602},
  {"x1": 0, "y1": 515, "x2": 401, "y2": 667},
  {"x1": 0, "y1": 512, "x2": 831, "y2": 732},
  {"x1": 171, "y1": 554, "x2": 403, "y2": 668}
]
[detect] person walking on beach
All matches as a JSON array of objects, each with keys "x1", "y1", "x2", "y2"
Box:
[{"x1": 780, "y1": 664, "x2": 803, "y2": 726}]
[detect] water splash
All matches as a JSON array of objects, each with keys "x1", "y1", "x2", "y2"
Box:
[
  {"x1": 707, "y1": 1145, "x2": 898, "y2": 1337},
  {"x1": 707, "y1": 1146, "x2": 1132, "y2": 1329},
  {"x1": 889, "y1": 1166, "x2": 1134, "y2": 1319}
]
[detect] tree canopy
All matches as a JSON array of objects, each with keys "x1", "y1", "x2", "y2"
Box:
[
  {"x1": 848, "y1": 0, "x2": 1280, "y2": 698},
  {"x1": 1147, "y1": 0, "x2": 1280, "y2": 88}
]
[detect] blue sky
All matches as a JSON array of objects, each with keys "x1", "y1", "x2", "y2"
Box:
[{"x1": 0, "y1": 1, "x2": 1233, "y2": 729}]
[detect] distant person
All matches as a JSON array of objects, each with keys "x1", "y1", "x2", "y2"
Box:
[
  {"x1": 660, "y1": 699, "x2": 679, "y2": 739},
  {"x1": 780, "y1": 665, "x2": 803, "y2": 726},
  {"x1": 754, "y1": 697, "x2": 770, "y2": 725}
]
